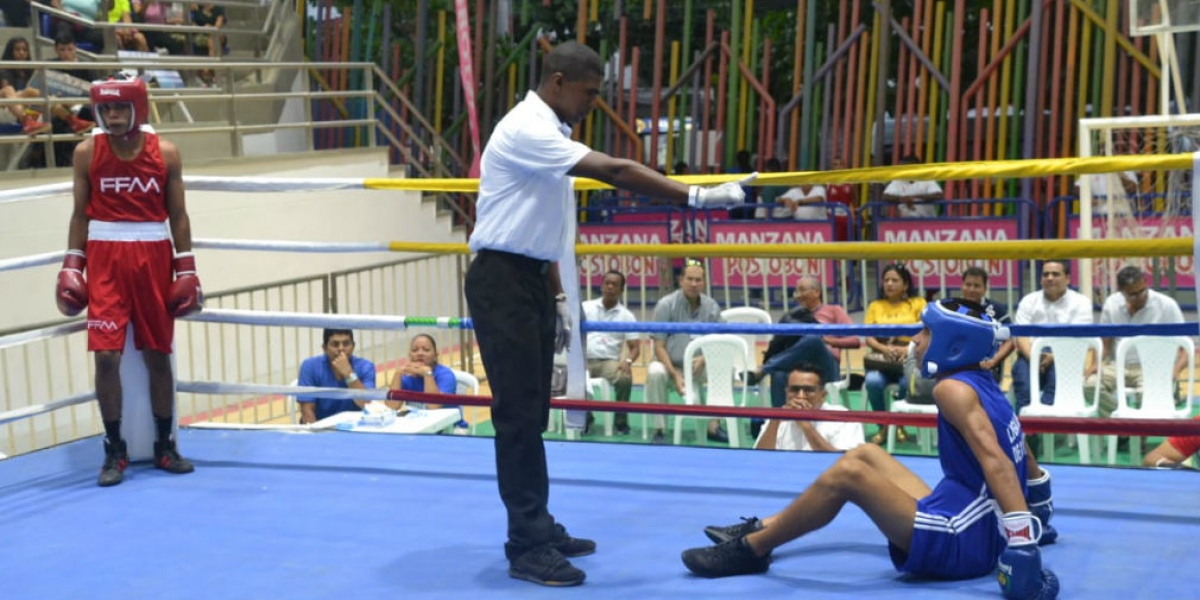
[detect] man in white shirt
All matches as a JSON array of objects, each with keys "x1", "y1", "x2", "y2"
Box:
[
  {"x1": 462, "y1": 41, "x2": 750, "y2": 587},
  {"x1": 1085, "y1": 266, "x2": 1187, "y2": 416},
  {"x1": 779, "y1": 184, "x2": 828, "y2": 220},
  {"x1": 583, "y1": 270, "x2": 641, "y2": 435},
  {"x1": 754, "y1": 364, "x2": 863, "y2": 451},
  {"x1": 1011, "y1": 260, "x2": 1094, "y2": 410},
  {"x1": 882, "y1": 156, "x2": 942, "y2": 218}
]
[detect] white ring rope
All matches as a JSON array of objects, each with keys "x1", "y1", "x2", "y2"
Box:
[
  {"x1": 179, "y1": 176, "x2": 369, "y2": 193},
  {"x1": 192, "y1": 239, "x2": 392, "y2": 253},
  {"x1": 186, "y1": 308, "x2": 415, "y2": 330},
  {"x1": 0, "y1": 321, "x2": 87, "y2": 351},
  {"x1": 0, "y1": 250, "x2": 66, "y2": 274},
  {"x1": 177, "y1": 380, "x2": 392, "y2": 401},
  {"x1": 0, "y1": 391, "x2": 96, "y2": 426}
]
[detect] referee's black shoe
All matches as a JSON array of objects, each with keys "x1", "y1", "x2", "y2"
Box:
[
  {"x1": 552, "y1": 524, "x2": 596, "y2": 557},
  {"x1": 508, "y1": 545, "x2": 586, "y2": 587}
]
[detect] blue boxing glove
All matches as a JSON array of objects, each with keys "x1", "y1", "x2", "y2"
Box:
[
  {"x1": 997, "y1": 512, "x2": 1060, "y2": 600},
  {"x1": 1026, "y1": 468, "x2": 1057, "y2": 545}
]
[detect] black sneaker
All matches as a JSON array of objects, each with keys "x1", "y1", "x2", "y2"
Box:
[
  {"x1": 98, "y1": 438, "x2": 128, "y2": 487},
  {"x1": 508, "y1": 545, "x2": 586, "y2": 587},
  {"x1": 704, "y1": 516, "x2": 764, "y2": 544},
  {"x1": 154, "y1": 439, "x2": 195, "y2": 474},
  {"x1": 682, "y1": 537, "x2": 771, "y2": 578},
  {"x1": 552, "y1": 524, "x2": 596, "y2": 558}
]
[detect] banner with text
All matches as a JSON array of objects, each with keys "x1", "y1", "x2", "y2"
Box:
[
  {"x1": 1067, "y1": 216, "x2": 1195, "y2": 288},
  {"x1": 877, "y1": 218, "x2": 1023, "y2": 289},
  {"x1": 707, "y1": 221, "x2": 837, "y2": 288},
  {"x1": 578, "y1": 223, "x2": 669, "y2": 288}
]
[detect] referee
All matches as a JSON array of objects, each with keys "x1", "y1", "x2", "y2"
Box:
[{"x1": 464, "y1": 40, "x2": 752, "y2": 587}]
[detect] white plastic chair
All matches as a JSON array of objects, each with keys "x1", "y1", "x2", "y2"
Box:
[
  {"x1": 720, "y1": 306, "x2": 772, "y2": 406},
  {"x1": 586, "y1": 377, "x2": 616, "y2": 436},
  {"x1": 674, "y1": 334, "x2": 750, "y2": 447},
  {"x1": 1107, "y1": 336, "x2": 1194, "y2": 465},
  {"x1": 1018, "y1": 336, "x2": 1104, "y2": 464},
  {"x1": 287, "y1": 378, "x2": 300, "y2": 424},
  {"x1": 449, "y1": 369, "x2": 481, "y2": 433}
]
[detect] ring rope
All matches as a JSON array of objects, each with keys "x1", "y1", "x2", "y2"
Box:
[
  {"x1": 0, "y1": 391, "x2": 96, "y2": 427},
  {"x1": 1, "y1": 153, "x2": 1193, "y2": 207},
  {"x1": 185, "y1": 309, "x2": 471, "y2": 331},
  {"x1": 0, "y1": 321, "x2": 87, "y2": 352}
]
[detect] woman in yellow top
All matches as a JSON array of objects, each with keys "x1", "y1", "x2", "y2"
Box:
[{"x1": 862, "y1": 263, "x2": 926, "y2": 444}]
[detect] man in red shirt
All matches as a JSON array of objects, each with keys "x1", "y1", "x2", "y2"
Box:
[{"x1": 56, "y1": 77, "x2": 202, "y2": 487}]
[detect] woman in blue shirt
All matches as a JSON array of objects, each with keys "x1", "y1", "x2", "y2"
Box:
[{"x1": 390, "y1": 334, "x2": 467, "y2": 429}]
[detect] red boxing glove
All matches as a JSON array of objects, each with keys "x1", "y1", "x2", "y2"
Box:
[
  {"x1": 55, "y1": 250, "x2": 89, "y2": 317},
  {"x1": 167, "y1": 252, "x2": 203, "y2": 318}
]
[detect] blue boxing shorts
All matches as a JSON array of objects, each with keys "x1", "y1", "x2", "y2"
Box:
[{"x1": 889, "y1": 478, "x2": 1006, "y2": 579}]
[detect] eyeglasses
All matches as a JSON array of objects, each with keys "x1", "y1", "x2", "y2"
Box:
[
  {"x1": 685, "y1": 258, "x2": 703, "y2": 268},
  {"x1": 786, "y1": 385, "x2": 822, "y2": 396}
]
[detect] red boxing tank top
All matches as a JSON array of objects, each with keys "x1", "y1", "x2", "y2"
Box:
[{"x1": 86, "y1": 132, "x2": 169, "y2": 222}]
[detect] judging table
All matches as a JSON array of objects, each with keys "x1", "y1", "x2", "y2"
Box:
[{"x1": 187, "y1": 408, "x2": 463, "y2": 434}]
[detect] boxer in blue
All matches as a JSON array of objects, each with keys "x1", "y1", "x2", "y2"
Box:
[{"x1": 683, "y1": 298, "x2": 1059, "y2": 600}]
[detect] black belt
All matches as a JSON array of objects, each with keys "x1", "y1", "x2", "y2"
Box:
[{"x1": 477, "y1": 249, "x2": 553, "y2": 274}]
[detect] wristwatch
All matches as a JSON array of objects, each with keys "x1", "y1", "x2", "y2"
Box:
[{"x1": 345, "y1": 372, "x2": 360, "y2": 384}]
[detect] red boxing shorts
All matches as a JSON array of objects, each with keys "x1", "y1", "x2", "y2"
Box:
[{"x1": 85, "y1": 221, "x2": 175, "y2": 353}]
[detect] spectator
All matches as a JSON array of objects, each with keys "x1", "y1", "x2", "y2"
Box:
[
  {"x1": 0, "y1": 37, "x2": 51, "y2": 135},
  {"x1": 673, "y1": 161, "x2": 690, "y2": 175},
  {"x1": 389, "y1": 333, "x2": 468, "y2": 432},
  {"x1": 826, "y1": 157, "x2": 856, "y2": 240},
  {"x1": 862, "y1": 263, "x2": 926, "y2": 445},
  {"x1": 754, "y1": 157, "x2": 788, "y2": 219},
  {"x1": 1143, "y1": 416, "x2": 1200, "y2": 468},
  {"x1": 778, "y1": 182, "x2": 827, "y2": 220},
  {"x1": 960, "y1": 266, "x2": 1014, "y2": 381},
  {"x1": 881, "y1": 155, "x2": 942, "y2": 218},
  {"x1": 107, "y1": 0, "x2": 150, "y2": 51},
  {"x1": 1084, "y1": 266, "x2": 1186, "y2": 417},
  {"x1": 582, "y1": 270, "x2": 641, "y2": 436},
  {"x1": 133, "y1": 0, "x2": 189, "y2": 55},
  {"x1": 50, "y1": 0, "x2": 107, "y2": 52},
  {"x1": 0, "y1": 0, "x2": 33, "y2": 27},
  {"x1": 1011, "y1": 260, "x2": 1093, "y2": 411},
  {"x1": 753, "y1": 363, "x2": 864, "y2": 451},
  {"x1": 191, "y1": 3, "x2": 225, "y2": 57},
  {"x1": 647, "y1": 259, "x2": 727, "y2": 444},
  {"x1": 296, "y1": 328, "x2": 377, "y2": 424},
  {"x1": 745, "y1": 275, "x2": 860, "y2": 408}
]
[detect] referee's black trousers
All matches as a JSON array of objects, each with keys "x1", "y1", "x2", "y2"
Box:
[{"x1": 464, "y1": 250, "x2": 558, "y2": 554}]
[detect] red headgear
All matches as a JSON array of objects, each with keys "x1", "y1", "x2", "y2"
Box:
[{"x1": 90, "y1": 77, "x2": 149, "y2": 138}]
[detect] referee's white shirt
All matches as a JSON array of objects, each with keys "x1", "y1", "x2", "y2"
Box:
[{"x1": 468, "y1": 91, "x2": 593, "y2": 261}]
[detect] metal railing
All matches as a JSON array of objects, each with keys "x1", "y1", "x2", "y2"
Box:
[{"x1": 0, "y1": 253, "x2": 473, "y2": 456}]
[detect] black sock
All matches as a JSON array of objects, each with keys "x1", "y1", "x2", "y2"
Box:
[
  {"x1": 103, "y1": 420, "x2": 122, "y2": 444},
  {"x1": 154, "y1": 416, "x2": 174, "y2": 443}
]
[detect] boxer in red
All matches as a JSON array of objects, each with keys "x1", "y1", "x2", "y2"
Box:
[{"x1": 56, "y1": 77, "x2": 202, "y2": 487}]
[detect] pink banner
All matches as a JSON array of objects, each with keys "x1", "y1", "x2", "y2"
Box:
[
  {"x1": 453, "y1": 0, "x2": 481, "y2": 177},
  {"x1": 707, "y1": 221, "x2": 837, "y2": 287},
  {"x1": 1066, "y1": 216, "x2": 1195, "y2": 288},
  {"x1": 578, "y1": 223, "x2": 668, "y2": 287},
  {"x1": 877, "y1": 218, "x2": 1022, "y2": 288}
]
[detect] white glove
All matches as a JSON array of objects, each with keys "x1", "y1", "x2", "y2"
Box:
[
  {"x1": 554, "y1": 293, "x2": 571, "y2": 354},
  {"x1": 688, "y1": 172, "x2": 758, "y2": 209}
]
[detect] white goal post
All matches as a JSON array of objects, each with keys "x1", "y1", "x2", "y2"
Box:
[{"x1": 1077, "y1": 114, "x2": 1200, "y2": 302}]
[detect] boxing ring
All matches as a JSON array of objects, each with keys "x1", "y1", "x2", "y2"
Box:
[
  {"x1": 1, "y1": 428, "x2": 1196, "y2": 599},
  {"x1": 2, "y1": 154, "x2": 1200, "y2": 598}
]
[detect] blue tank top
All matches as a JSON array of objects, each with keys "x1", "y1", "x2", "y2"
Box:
[{"x1": 936, "y1": 369, "x2": 1029, "y2": 499}]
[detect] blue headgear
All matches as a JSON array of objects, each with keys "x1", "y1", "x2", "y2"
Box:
[{"x1": 919, "y1": 299, "x2": 1008, "y2": 378}]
